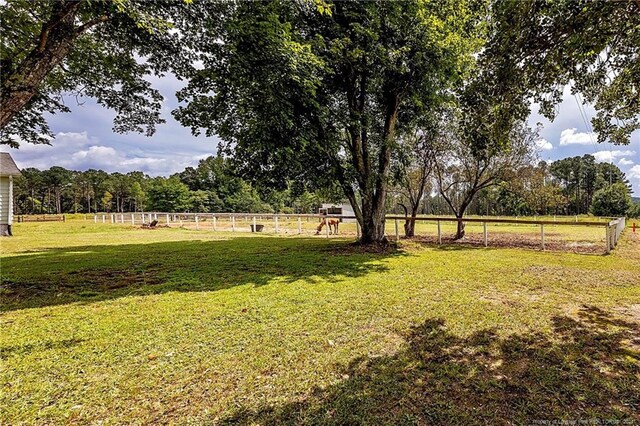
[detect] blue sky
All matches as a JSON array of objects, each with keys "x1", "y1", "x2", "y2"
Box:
[{"x1": 2, "y1": 75, "x2": 639, "y2": 194}]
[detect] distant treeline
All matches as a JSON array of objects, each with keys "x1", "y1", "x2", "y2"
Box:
[
  {"x1": 13, "y1": 156, "x2": 341, "y2": 215},
  {"x1": 12, "y1": 154, "x2": 640, "y2": 218},
  {"x1": 387, "y1": 155, "x2": 638, "y2": 218}
]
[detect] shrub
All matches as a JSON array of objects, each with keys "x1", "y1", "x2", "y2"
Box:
[{"x1": 590, "y1": 183, "x2": 632, "y2": 217}]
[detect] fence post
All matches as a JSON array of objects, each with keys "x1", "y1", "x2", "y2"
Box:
[
  {"x1": 94, "y1": 215, "x2": 97, "y2": 223},
  {"x1": 610, "y1": 223, "x2": 615, "y2": 250},
  {"x1": 540, "y1": 224, "x2": 545, "y2": 251},
  {"x1": 131, "y1": 214, "x2": 135, "y2": 225},
  {"x1": 394, "y1": 219, "x2": 399, "y2": 241},
  {"x1": 213, "y1": 216, "x2": 217, "y2": 231},
  {"x1": 437, "y1": 220, "x2": 442, "y2": 244},
  {"x1": 605, "y1": 225, "x2": 610, "y2": 254},
  {"x1": 195, "y1": 215, "x2": 199, "y2": 230},
  {"x1": 111, "y1": 214, "x2": 114, "y2": 224},
  {"x1": 166, "y1": 214, "x2": 170, "y2": 224},
  {"x1": 102, "y1": 215, "x2": 106, "y2": 224},
  {"x1": 483, "y1": 222, "x2": 488, "y2": 247},
  {"x1": 298, "y1": 217, "x2": 302, "y2": 234},
  {"x1": 325, "y1": 218, "x2": 330, "y2": 238},
  {"x1": 275, "y1": 215, "x2": 279, "y2": 233},
  {"x1": 232, "y1": 215, "x2": 236, "y2": 232},
  {"x1": 610, "y1": 223, "x2": 615, "y2": 249},
  {"x1": 253, "y1": 216, "x2": 257, "y2": 232},
  {"x1": 120, "y1": 214, "x2": 124, "y2": 223}
]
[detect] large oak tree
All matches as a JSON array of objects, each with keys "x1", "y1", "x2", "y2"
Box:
[{"x1": 174, "y1": 0, "x2": 483, "y2": 243}]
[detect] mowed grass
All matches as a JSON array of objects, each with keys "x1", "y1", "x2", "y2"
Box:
[{"x1": 1, "y1": 222, "x2": 639, "y2": 425}]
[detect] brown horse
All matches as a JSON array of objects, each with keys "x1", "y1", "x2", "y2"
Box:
[{"x1": 316, "y1": 218, "x2": 339, "y2": 235}]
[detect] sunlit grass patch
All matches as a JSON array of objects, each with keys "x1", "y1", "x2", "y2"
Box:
[{"x1": 1, "y1": 222, "x2": 638, "y2": 424}]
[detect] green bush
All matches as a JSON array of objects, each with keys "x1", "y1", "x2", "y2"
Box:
[
  {"x1": 627, "y1": 201, "x2": 640, "y2": 218},
  {"x1": 590, "y1": 183, "x2": 632, "y2": 217}
]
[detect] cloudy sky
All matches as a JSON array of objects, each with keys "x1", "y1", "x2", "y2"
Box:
[{"x1": 1, "y1": 75, "x2": 639, "y2": 194}]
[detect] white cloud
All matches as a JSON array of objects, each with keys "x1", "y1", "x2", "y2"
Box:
[
  {"x1": 1, "y1": 131, "x2": 215, "y2": 177},
  {"x1": 618, "y1": 158, "x2": 635, "y2": 166},
  {"x1": 592, "y1": 150, "x2": 636, "y2": 163},
  {"x1": 535, "y1": 138, "x2": 553, "y2": 151},
  {"x1": 559, "y1": 128, "x2": 597, "y2": 146}
]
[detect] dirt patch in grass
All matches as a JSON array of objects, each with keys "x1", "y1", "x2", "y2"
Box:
[
  {"x1": 409, "y1": 233, "x2": 604, "y2": 254},
  {"x1": 328, "y1": 241, "x2": 401, "y2": 256},
  {"x1": 0, "y1": 268, "x2": 164, "y2": 311},
  {"x1": 615, "y1": 304, "x2": 640, "y2": 323},
  {"x1": 522, "y1": 265, "x2": 639, "y2": 288}
]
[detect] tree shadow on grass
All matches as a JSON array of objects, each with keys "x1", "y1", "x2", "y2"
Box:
[
  {"x1": 0, "y1": 337, "x2": 85, "y2": 360},
  {"x1": 221, "y1": 305, "x2": 640, "y2": 425},
  {"x1": 0, "y1": 237, "x2": 402, "y2": 312}
]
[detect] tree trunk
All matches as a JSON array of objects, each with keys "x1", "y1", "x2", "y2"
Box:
[
  {"x1": 360, "y1": 201, "x2": 387, "y2": 244},
  {"x1": 404, "y1": 217, "x2": 416, "y2": 237},
  {"x1": 357, "y1": 91, "x2": 398, "y2": 244},
  {"x1": 455, "y1": 216, "x2": 465, "y2": 240},
  {"x1": 55, "y1": 188, "x2": 61, "y2": 214}
]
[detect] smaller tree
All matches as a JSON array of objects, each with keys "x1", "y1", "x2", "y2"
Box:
[
  {"x1": 129, "y1": 182, "x2": 146, "y2": 212},
  {"x1": 590, "y1": 183, "x2": 632, "y2": 217},
  {"x1": 101, "y1": 191, "x2": 113, "y2": 212},
  {"x1": 627, "y1": 201, "x2": 640, "y2": 219},
  {"x1": 146, "y1": 177, "x2": 190, "y2": 213},
  {"x1": 432, "y1": 121, "x2": 537, "y2": 239},
  {"x1": 392, "y1": 129, "x2": 435, "y2": 237}
]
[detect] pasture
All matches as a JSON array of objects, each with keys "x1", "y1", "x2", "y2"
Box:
[
  {"x1": 1, "y1": 221, "x2": 639, "y2": 425},
  {"x1": 74, "y1": 212, "x2": 614, "y2": 253}
]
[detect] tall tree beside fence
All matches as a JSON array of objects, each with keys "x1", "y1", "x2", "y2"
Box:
[
  {"x1": 432, "y1": 120, "x2": 538, "y2": 239},
  {"x1": 391, "y1": 125, "x2": 437, "y2": 238},
  {"x1": 174, "y1": 0, "x2": 484, "y2": 244}
]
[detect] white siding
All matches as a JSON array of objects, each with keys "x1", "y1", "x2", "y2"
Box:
[{"x1": 0, "y1": 177, "x2": 10, "y2": 224}]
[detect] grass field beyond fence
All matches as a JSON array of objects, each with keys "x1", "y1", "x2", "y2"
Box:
[
  {"x1": 20, "y1": 212, "x2": 630, "y2": 254},
  {"x1": 1, "y1": 222, "x2": 639, "y2": 425}
]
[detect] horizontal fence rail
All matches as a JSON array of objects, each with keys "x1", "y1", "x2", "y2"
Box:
[
  {"x1": 17, "y1": 212, "x2": 627, "y2": 254},
  {"x1": 17, "y1": 214, "x2": 65, "y2": 222}
]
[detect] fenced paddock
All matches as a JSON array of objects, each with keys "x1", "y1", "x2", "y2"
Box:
[
  {"x1": 16, "y1": 214, "x2": 65, "y2": 222},
  {"x1": 383, "y1": 215, "x2": 626, "y2": 255},
  {"x1": 68, "y1": 211, "x2": 630, "y2": 255}
]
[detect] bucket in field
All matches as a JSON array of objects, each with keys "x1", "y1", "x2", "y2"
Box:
[{"x1": 250, "y1": 224, "x2": 264, "y2": 232}]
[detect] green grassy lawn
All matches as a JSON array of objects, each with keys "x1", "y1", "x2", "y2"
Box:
[{"x1": 1, "y1": 222, "x2": 639, "y2": 425}]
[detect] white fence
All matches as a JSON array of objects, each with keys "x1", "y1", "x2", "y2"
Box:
[
  {"x1": 87, "y1": 212, "x2": 630, "y2": 254},
  {"x1": 606, "y1": 217, "x2": 626, "y2": 254}
]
